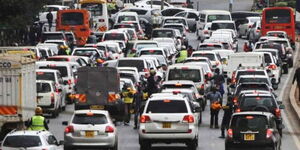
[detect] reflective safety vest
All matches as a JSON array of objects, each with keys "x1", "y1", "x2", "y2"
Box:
[
  {"x1": 29, "y1": 116, "x2": 46, "y2": 131},
  {"x1": 176, "y1": 50, "x2": 187, "y2": 63},
  {"x1": 122, "y1": 91, "x2": 134, "y2": 104}
]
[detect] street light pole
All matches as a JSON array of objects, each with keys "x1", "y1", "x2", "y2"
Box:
[
  {"x1": 161, "y1": 0, "x2": 164, "y2": 10},
  {"x1": 229, "y1": 0, "x2": 233, "y2": 12}
]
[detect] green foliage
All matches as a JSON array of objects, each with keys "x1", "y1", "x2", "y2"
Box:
[
  {"x1": 287, "y1": 1, "x2": 296, "y2": 8},
  {"x1": 274, "y1": 2, "x2": 288, "y2": 7}
]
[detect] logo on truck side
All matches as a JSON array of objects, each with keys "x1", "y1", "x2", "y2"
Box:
[{"x1": 0, "y1": 62, "x2": 12, "y2": 68}]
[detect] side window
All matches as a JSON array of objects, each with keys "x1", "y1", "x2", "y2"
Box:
[
  {"x1": 152, "y1": 1, "x2": 161, "y2": 5},
  {"x1": 188, "y1": 13, "x2": 198, "y2": 19},
  {"x1": 176, "y1": 12, "x2": 186, "y2": 17},
  {"x1": 47, "y1": 135, "x2": 58, "y2": 145},
  {"x1": 200, "y1": 14, "x2": 205, "y2": 22},
  {"x1": 216, "y1": 53, "x2": 222, "y2": 61}
]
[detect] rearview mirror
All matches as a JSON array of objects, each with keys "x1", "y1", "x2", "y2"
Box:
[
  {"x1": 62, "y1": 121, "x2": 68, "y2": 126},
  {"x1": 58, "y1": 140, "x2": 64, "y2": 146}
]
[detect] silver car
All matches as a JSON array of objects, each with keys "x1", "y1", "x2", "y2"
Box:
[
  {"x1": 238, "y1": 16, "x2": 260, "y2": 38},
  {"x1": 63, "y1": 110, "x2": 118, "y2": 150},
  {"x1": 248, "y1": 20, "x2": 261, "y2": 44}
]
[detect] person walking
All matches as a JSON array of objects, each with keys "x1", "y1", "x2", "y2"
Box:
[
  {"x1": 293, "y1": 67, "x2": 300, "y2": 101},
  {"x1": 219, "y1": 99, "x2": 233, "y2": 138},
  {"x1": 212, "y1": 68, "x2": 225, "y2": 100},
  {"x1": 133, "y1": 84, "x2": 144, "y2": 129},
  {"x1": 207, "y1": 86, "x2": 223, "y2": 129},
  {"x1": 46, "y1": 9, "x2": 53, "y2": 32},
  {"x1": 27, "y1": 107, "x2": 49, "y2": 131},
  {"x1": 146, "y1": 69, "x2": 159, "y2": 97},
  {"x1": 121, "y1": 84, "x2": 135, "y2": 126}
]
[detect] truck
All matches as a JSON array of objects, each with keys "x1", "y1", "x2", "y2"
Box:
[
  {"x1": 74, "y1": 66, "x2": 125, "y2": 121},
  {"x1": 0, "y1": 54, "x2": 36, "y2": 140}
]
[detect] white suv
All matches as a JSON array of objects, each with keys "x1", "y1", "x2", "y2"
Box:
[
  {"x1": 139, "y1": 94, "x2": 199, "y2": 150},
  {"x1": 1, "y1": 130, "x2": 63, "y2": 150}
]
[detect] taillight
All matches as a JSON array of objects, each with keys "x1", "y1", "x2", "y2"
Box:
[
  {"x1": 64, "y1": 125, "x2": 74, "y2": 133},
  {"x1": 268, "y1": 64, "x2": 277, "y2": 70},
  {"x1": 235, "y1": 108, "x2": 241, "y2": 113},
  {"x1": 204, "y1": 30, "x2": 209, "y2": 34},
  {"x1": 143, "y1": 68, "x2": 149, "y2": 73},
  {"x1": 182, "y1": 115, "x2": 194, "y2": 123},
  {"x1": 200, "y1": 84, "x2": 205, "y2": 89},
  {"x1": 140, "y1": 115, "x2": 151, "y2": 123},
  {"x1": 51, "y1": 93, "x2": 55, "y2": 104},
  {"x1": 99, "y1": 19, "x2": 105, "y2": 22},
  {"x1": 68, "y1": 79, "x2": 72, "y2": 85},
  {"x1": 275, "y1": 108, "x2": 281, "y2": 118},
  {"x1": 266, "y1": 129, "x2": 273, "y2": 139},
  {"x1": 256, "y1": 29, "x2": 260, "y2": 33},
  {"x1": 233, "y1": 97, "x2": 238, "y2": 104},
  {"x1": 227, "y1": 129, "x2": 233, "y2": 138},
  {"x1": 105, "y1": 126, "x2": 115, "y2": 133}
]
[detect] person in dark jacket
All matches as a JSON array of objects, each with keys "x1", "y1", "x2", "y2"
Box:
[
  {"x1": 212, "y1": 68, "x2": 225, "y2": 98},
  {"x1": 46, "y1": 10, "x2": 53, "y2": 32},
  {"x1": 219, "y1": 99, "x2": 233, "y2": 138},
  {"x1": 146, "y1": 69, "x2": 159, "y2": 96},
  {"x1": 133, "y1": 83, "x2": 144, "y2": 129}
]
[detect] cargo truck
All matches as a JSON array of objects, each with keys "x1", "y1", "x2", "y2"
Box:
[{"x1": 0, "y1": 54, "x2": 36, "y2": 140}]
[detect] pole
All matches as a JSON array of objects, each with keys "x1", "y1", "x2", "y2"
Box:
[
  {"x1": 229, "y1": 0, "x2": 233, "y2": 12},
  {"x1": 151, "y1": 0, "x2": 153, "y2": 8},
  {"x1": 161, "y1": 0, "x2": 164, "y2": 10}
]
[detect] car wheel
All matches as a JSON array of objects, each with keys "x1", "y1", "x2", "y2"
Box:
[
  {"x1": 187, "y1": 138, "x2": 198, "y2": 150},
  {"x1": 140, "y1": 140, "x2": 151, "y2": 150},
  {"x1": 109, "y1": 142, "x2": 118, "y2": 150}
]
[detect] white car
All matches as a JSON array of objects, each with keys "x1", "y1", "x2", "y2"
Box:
[
  {"x1": 197, "y1": 23, "x2": 211, "y2": 42},
  {"x1": 191, "y1": 51, "x2": 223, "y2": 73},
  {"x1": 238, "y1": 16, "x2": 261, "y2": 38},
  {"x1": 139, "y1": 94, "x2": 199, "y2": 150},
  {"x1": 63, "y1": 110, "x2": 118, "y2": 150},
  {"x1": 1, "y1": 130, "x2": 63, "y2": 150},
  {"x1": 134, "y1": 0, "x2": 173, "y2": 9}
]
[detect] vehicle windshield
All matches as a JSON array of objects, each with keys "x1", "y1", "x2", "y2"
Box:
[
  {"x1": 73, "y1": 49, "x2": 98, "y2": 57},
  {"x1": 146, "y1": 100, "x2": 187, "y2": 113},
  {"x1": 40, "y1": 66, "x2": 68, "y2": 77},
  {"x1": 81, "y1": 3, "x2": 103, "y2": 16},
  {"x1": 192, "y1": 53, "x2": 215, "y2": 61},
  {"x1": 239, "y1": 77, "x2": 269, "y2": 85},
  {"x1": 240, "y1": 96, "x2": 276, "y2": 110},
  {"x1": 236, "y1": 71, "x2": 266, "y2": 80},
  {"x1": 207, "y1": 15, "x2": 231, "y2": 22},
  {"x1": 117, "y1": 16, "x2": 137, "y2": 23},
  {"x1": 163, "y1": 25, "x2": 184, "y2": 34},
  {"x1": 211, "y1": 23, "x2": 235, "y2": 30},
  {"x1": 236, "y1": 84, "x2": 269, "y2": 96},
  {"x1": 265, "y1": 9, "x2": 291, "y2": 24},
  {"x1": 136, "y1": 43, "x2": 158, "y2": 51},
  {"x1": 3, "y1": 135, "x2": 42, "y2": 147},
  {"x1": 168, "y1": 69, "x2": 201, "y2": 82},
  {"x1": 165, "y1": 19, "x2": 185, "y2": 25},
  {"x1": 61, "y1": 12, "x2": 84, "y2": 25},
  {"x1": 47, "y1": 58, "x2": 69, "y2": 62},
  {"x1": 104, "y1": 33, "x2": 125, "y2": 41},
  {"x1": 140, "y1": 50, "x2": 163, "y2": 55},
  {"x1": 36, "y1": 82, "x2": 52, "y2": 93},
  {"x1": 42, "y1": 34, "x2": 64, "y2": 41},
  {"x1": 72, "y1": 114, "x2": 107, "y2": 124},
  {"x1": 231, "y1": 115, "x2": 267, "y2": 131},
  {"x1": 152, "y1": 30, "x2": 174, "y2": 38},
  {"x1": 36, "y1": 72, "x2": 55, "y2": 81},
  {"x1": 199, "y1": 45, "x2": 222, "y2": 50},
  {"x1": 118, "y1": 60, "x2": 145, "y2": 72}
]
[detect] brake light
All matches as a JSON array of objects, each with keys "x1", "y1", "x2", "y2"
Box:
[
  {"x1": 204, "y1": 30, "x2": 209, "y2": 34},
  {"x1": 233, "y1": 97, "x2": 238, "y2": 104},
  {"x1": 275, "y1": 108, "x2": 281, "y2": 118},
  {"x1": 182, "y1": 115, "x2": 194, "y2": 123},
  {"x1": 266, "y1": 129, "x2": 273, "y2": 139},
  {"x1": 64, "y1": 125, "x2": 74, "y2": 133},
  {"x1": 227, "y1": 129, "x2": 233, "y2": 138},
  {"x1": 105, "y1": 126, "x2": 115, "y2": 133},
  {"x1": 140, "y1": 115, "x2": 151, "y2": 123},
  {"x1": 99, "y1": 19, "x2": 105, "y2": 22},
  {"x1": 200, "y1": 84, "x2": 204, "y2": 89},
  {"x1": 256, "y1": 29, "x2": 260, "y2": 33},
  {"x1": 172, "y1": 91, "x2": 181, "y2": 94},
  {"x1": 235, "y1": 108, "x2": 241, "y2": 113},
  {"x1": 68, "y1": 79, "x2": 72, "y2": 85},
  {"x1": 143, "y1": 68, "x2": 149, "y2": 73},
  {"x1": 51, "y1": 93, "x2": 55, "y2": 104},
  {"x1": 268, "y1": 64, "x2": 277, "y2": 70}
]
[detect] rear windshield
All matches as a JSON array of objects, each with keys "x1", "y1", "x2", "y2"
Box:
[
  {"x1": 211, "y1": 23, "x2": 235, "y2": 30},
  {"x1": 152, "y1": 30, "x2": 174, "y2": 38},
  {"x1": 72, "y1": 114, "x2": 107, "y2": 124},
  {"x1": 207, "y1": 15, "x2": 231, "y2": 22},
  {"x1": 104, "y1": 33, "x2": 125, "y2": 41},
  {"x1": 199, "y1": 45, "x2": 222, "y2": 50},
  {"x1": 192, "y1": 53, "x2": 215, "y2": 61},
  {"x1": 163, "y1": 25, "x2": 184, "y2": 34},
  {"x1": 42, "y1": 33, "x2": 63, "y2": 41},
  {"x1": 168, "y1": 69, "x2": 201, "y2": 82},
  {"x1": 231, "y1": 115, "x2": 267, "y2": 130},
  {"x1": 118, "y1": 60, "x2": 145, "y2": 72},
  {"x1": 140, "y1": 50, "x2": 163, "y2": 55},
  {"x1": 3, "y1": 136, "x2": 42, "y2": 147},
  {"x1": 184, "y1": 59, "x2": 207, "y2": 63},
  {"x1": 120, "y1": 73, "x2": 136, "y2": 83},
  {"x1": 162, "y1": 84, "x2": 194, "y2": 89},
  {"x1": 236, "y1": 84, "x2": 269, "y2": 95},
  {"x1": 164, "y1": 19, "x2": 185, "y2": 25},
  {"x1": 73, "y1": 49, "x2": 98, "y2": 57},
  {"x1": 239, "y1": 78, "x2": 269, "y2": 85},
  {"x1": 236, "y1": 71, "x2": 265, "y2": 80},
  {"x1": 117, "y1": 16, "x2": 137, "y2": 23},
  {"x1": 240, "y1": 96, "x2": 276, "y2": 110},
  {"x1": 36, "y1": 72, "x2": 55, "y2": 81},
  {"x1": 36, "y1": 82, "x2": 52, "y2": 93},
  {"x1": 40, "y1": 66, "x2": 68, "y2": 77},
  {"x1": 136, "y1": 43, "x2": 158, "y2": 51},
  {"x1": 146, "y1": 100, "x2": 187, "y2": 113}
]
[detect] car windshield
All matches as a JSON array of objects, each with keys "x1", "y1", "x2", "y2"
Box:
[
  {"x1": 72, "y1": 114, "x2": 107, "y2": 124},
  {"x1": 118, "y1": 60, "x2": 145, "y2": 72},
  {"x1": 211, "y1": 23, "x2": 235, "y2": 30},
  {"x1": 140, "y1": 50, "x2": 163, "y2": 55},
  {"x1": 240, "y1": 96, "x2": 276, "y2": 110},
  {"x1": 146, "y1": 100, "x2": 187, "y2": 113},
  {"x1": 168, "y1": 69, "x2": 201, "y2": 82},
  {"x1": 104, "y1": 33, "x2": 125, "y2": 41},
  {"x1": 117, "y1": 16, "x2": 137, "y2": 23},
  {"x1": 136, "y1": 43, "x2": 158, "y2": 51},
  {"x1": 36, "y1": 82, "x2": 51, "y2": 93},
  {"x1": 231, "y1": 115, "x2": 267, "y2": 131},
  {"x1": 163, "y1": 25, "x2": 184, "y2": 34},
  {"x1": 207, "y1": 15, "x2": 231, "y2": 22},
  {"x1": 236, "y1": 71, "x2": 265, "y2": 80},
  {"x1": 40, "y1": 66, "x2": 68, "y2": 77},
  {"x1": 3, "y1": 135, "x2": 42, "y2": 147},
  {"x1": 192, "y1": 53, "x2": 215, "y2": 61},
  {"x1": 199, "y1": 45, "x2": 222, "y2": 50},
  {"x1": 36, "y1": 72, "x2": 55, "y2": 81},
  {"x1": 73, "y1": 50, "x2": 98, "y2": 57},
  {"x1": 239, "y1": 77, "x2": 269, "y2": 85},
  {"x1": 152, "y1": 30, "x2": 174, "y2": 38},
  {"x1": 236, "y1": 84, "x2": 269, "y2": 96},
  {"x1": 165, "y1": 19, "x2": 185, "y2": 25}
]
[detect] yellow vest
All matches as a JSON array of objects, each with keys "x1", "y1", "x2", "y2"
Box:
[
  {"x1": 122, "y1": 90, "x2": 134, "y2": 103},
  {"x1": 176, "y1": 50, "x2": 187, "y2": 63},
  {"x1": 29, "y1": 116, "x2": 46, "y2": 131}
]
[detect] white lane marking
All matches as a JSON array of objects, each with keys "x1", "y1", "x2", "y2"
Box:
[{"x1": 280, "y1": 43, "x2": 300, "y2": 149}]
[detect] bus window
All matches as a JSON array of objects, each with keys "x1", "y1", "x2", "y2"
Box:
[
  {"x1": 62, "y1": 12, "x2": 84, "y2": 25},
  {"x1": 266, "y1": 9, "x2": 291, "y2": 24}
]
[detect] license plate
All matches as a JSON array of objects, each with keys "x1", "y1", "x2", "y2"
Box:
[
  {"x1": 85, "y1": 131, "x2": 94, "y2": 137},
  {"x1": 90, "y1": 105, "x2": 105, "y2": 110},
  {"x1": 244, "y1": 134, "x2": 255, "y2": 141},
  {"x1": 162, "y1": 122, "x2": 171, "y2": 128}
]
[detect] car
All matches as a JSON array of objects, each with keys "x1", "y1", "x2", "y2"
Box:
[
  {"x1": 266, "y1": 31, "x2": 288, "y2": 39},
  {"x1": 116, "y1": 28, "x2": 138, "y2": 41},
  {"x1": 97, "y1": 41, "x2": 123, "y2": 60},
  {"x1": 41, "y1": 31, "x2": 67, "y2": 43},
  {"x1": 174, "y1": 10, "x2": 199, "y2": 32},
  {"x1": 129, "y1": 40, "x2": 159, "y2": 56},
  {"x1": 102, "y1": 29, "x2": 129, "y2": 45},
  {"x1": 191, "y1": 51, "x2": 223, "y2": 73},
  {"x1": 210, "y1": 20, "x2": 237, "y2": 36},
  {"x1": 225, "y1": 112, "x2": 282, "y2": 150},
  {"x1": 63, "y1": 110, "x2": 118, "y2": 150},
  {"x1": 72, "y1": 47, "x2": 105, "y2": 64},
  {"x1": 115, "y1": 12, "x2": 139, "y2": 24},
  {"x1": 161, "y1": 7, "x2": 187, "y2": 16},
  {"x1": 1, "y1": 130, "x2": 63, "y2": 150},
  {"x1": 162, "y1": 23, "x2": 188, "y2": 47},
  {"x1": 197, "y1": 43, "x2": 224, "y2": 51},
  {"x1": 212, "y1": 49, "x2": 234, "y2": 65},
  {"x1": 139, "y1": 94, "x2": 200, "y2": 150},
  {"x1": 46, "y1": 55, "x2": 89, "y2": 67},
  {"x1": 140, "y1": 54, "x2": 168, "y2": 66},
  {"x1": 162, "y1": 17, "x2": 189, "y2": 31},
  {"x1": 197, "y1": 23, "x2": 212, "y2": 42},
  {"x1": 36, "y1": 80, "x2": 64, "y2": 118},
  {"x1": 237, "y1": 16, "x2": 261, "y2": 38},
  {"x1": 135, "y1": 0, "x2": 173, "y2": 9},
  {"x1": 117, "y1": 57, "x2": 152, "y2": 77},
  {"x1": 112, "y1": 7, "x2": 160, "y2": 24},
  {"x1": 36, "y1": 43, "x2": 60, "y2": 55},
  {"x1": 248, "y1": 20, "x2": 261, "y2": 43}
]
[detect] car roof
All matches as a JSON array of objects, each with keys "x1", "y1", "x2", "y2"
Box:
[
  {"x1": 149, "y1": 93, "x2": 187, "y2": 101},
  {"x1": 36, "y1": 69, "x2": 59, "y2": 73},
  {"x1": 6, "y1": 130, "x2": 51, "y2": 136},
  {"x1": 212, "y1": 20, "x2": 235, "y2": 23},
  {"x1": 74, "y1": 109, "x2": 109, "y2": 115},
  {"x1": 239, "y1": 75, "x2": 268, "y2": 78},
  {"x1": 200, "y1": 10, "x2": 231, "y2": 14},
  {"x1": 162, "y1": 88, "x2": 194, "y2": 93},
  {"x1": 242, "y1": 93, "x2": 273, "y2": 97}
]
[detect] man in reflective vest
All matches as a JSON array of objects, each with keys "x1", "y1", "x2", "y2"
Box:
[
  {"x1": 28, "y1": 107, "x2": 49, "y2": 131},
  {"x1": 121, "y1": 84, "x2": 135, "y2": 126}
]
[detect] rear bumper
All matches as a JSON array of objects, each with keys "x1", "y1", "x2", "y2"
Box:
[
  {"x1": 226, "y1": 139, "x2": 275, "y2": 148},
  {"x1": 138, "y1": 129, "x2": 197, "y2": 142},
  {"x1": 64, "y1": 133, "x2": 117, "y2": 148}
]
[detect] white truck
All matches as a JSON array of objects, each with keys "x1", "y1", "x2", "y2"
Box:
[{"x1": 0, "y1": 54, "x2": 36, "y2": 139}]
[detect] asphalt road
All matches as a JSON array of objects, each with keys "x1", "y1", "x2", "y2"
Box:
[{"x1": 48, "y1": 0, "x2": 300, "y2": 149}]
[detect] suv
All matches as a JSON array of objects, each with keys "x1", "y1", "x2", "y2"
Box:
[
  {"x1": 139, "y1": 94, "x2": 199, "y2": 150},
  {"x1": 63, "y1": 110, "x2": 118, "y2": 150},
  {"x1": 1, "y1": 130, "x2": 63, "y2": 150},
  {"x1": 225, "y1": 112, "x2": 282, "y2": 150}
]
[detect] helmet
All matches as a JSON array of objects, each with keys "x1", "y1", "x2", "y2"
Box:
[
  {"x1": 150, "y1": 69, "x2": 156, "y2": 75},
  {"x1": 35, "y1": 107, "x2": 43, "y2": 115}
]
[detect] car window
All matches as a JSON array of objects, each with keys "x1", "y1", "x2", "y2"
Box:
[
  {"x1": 236, "y1": 84, "x2": 269, "y2": 96},
  {"x1": 73, "y1": 49, "x2": 98, "y2": 57},
  {"x1": 140, "y1": 50, "x2": 163, "y2": 55},
  {"x1": 72, "y1": 114, "x2": 108, "y2": 124},
  {"x1": 168, "y1": 69, "x2": 201, "y2": 82},
  {"x1": 3, "y1": 135, "x2": 42, "y2": 147},
  {"x1": 47, "y1": 135, "x2": 58, "y2": 145},
  {"x1": 240, "y1": 96, "x2": 276, "y2": 109},
  {"x1": 36, "y1": 72, "x2": 55, "y2": 81},
  {"x1": 239, "y1": 77, "x2": 269, "y2": 85},
  {"x1": 118, "y1": 60, "x2": 145, "y2": 72},
  {"x1": 162, "y1": 9, "x2": 184, "y2": 16},
  {"x1": 176, "y1": 12, "x2": 186, "y2": 17},
  {"x1": 37, "y1": 82, "x2": 52, "y2": 93},
  {"x1": 40, "y1": 66, "x2": 69, "y2": 77},
  {"x1": 192, "y1": 53, "x2": 216, "y2": 61},
  {"x1": 188, "y1": 13, "x2": 198, "y2": 19},
  {"x1": 152, "y1": 30, "x2": 174, "y2": 38},
  {"x1": 200, "y1": 14, "x2": 205, "y2": 22},
  {"x1": 231, "y1": 115, "x2": 268, "y2": 130},
  {"x1": 207, "y1": 15, "x2": 231, "y2": 22},
  {"x1": 146, "y1": 100, "x2": 188, "y2": 113}
]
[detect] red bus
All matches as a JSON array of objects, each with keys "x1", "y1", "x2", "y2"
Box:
[
  {"x1": 56, "y1": 9, "x2": 91, "y2": 46},
  {"x1": 261, "y1": 7, "x2": 295, "y2": 45}
]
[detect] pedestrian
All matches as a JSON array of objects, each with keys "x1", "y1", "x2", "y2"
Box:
[
  {"x1": 187, "y1": 45, "x2": 194, "y2": 57},
  {"x1": 207, "y1": 86, "x2": 223, "y2": 128},
  {"x1": 133, "y1": 83, "x2": 144, "y2": 129},
  {"x1": 146, "y1": 69, "x2": 159, "y2": 97},
  {"x1": 212, "y1": 68, "x2": 225, "y2": 99},
  {"x1": 27, "y1": 107, "x2": 49, "y2": 131},
  {"x1": 121, "y1": 84, "x2": 135, "y2": 126},
  {"x1": 219, "y1": 98, "x2": 233, "y2": 138},
  {"x1": 143, "y1": 20, "x2": 153, "y2": 39},
  {"x1": 293, "y1": 67, "x2": 300, "y2": 101},
  {"x1": 46, "y1": 9, "x2": 53, "y2": 32}
]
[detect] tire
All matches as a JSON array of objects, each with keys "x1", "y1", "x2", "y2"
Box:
[
  {"x1": 140, "y1": 140, "x2": 151, "y2": 150},
  {"x1": 109, "y1": 143, "x2": 118, "y2": 150},
  {"x1": 187, "y1": 138, "x2": 198, "y2": 150},
  {"x1": 199, "y1": 111, "x2": 202, "y2": 125}
]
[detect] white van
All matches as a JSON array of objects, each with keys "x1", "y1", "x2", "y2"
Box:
[
  {"x1": 224, "y1": 52, "x2": 265, "y2": 79},
  {"x1": 197, "y1": 10, "x2": 232, "y2": 38},
  {"x1": 115, "y1": 12, "x2": 139, "y2": 24}
]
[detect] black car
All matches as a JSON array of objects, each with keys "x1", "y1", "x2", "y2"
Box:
[
  {"x1": 225, "y1": 112, "x2": 281, "y2": 150},
  {"x1": 236, "y1": 93, "x2": 285, "y2": 135}
]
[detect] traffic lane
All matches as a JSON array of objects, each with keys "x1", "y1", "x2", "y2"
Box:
[{"x1": 193, "y1": 0, "x2": 253, "y2": 11}]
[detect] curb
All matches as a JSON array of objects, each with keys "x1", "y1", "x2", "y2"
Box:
[{"x1": 289, "y1": 82, "x2": 300, "y2": 118}]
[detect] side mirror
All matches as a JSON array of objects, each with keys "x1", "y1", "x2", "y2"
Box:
[
  {"x1": 279, "y1": 104, "x2": 285, "y2": 109},
  {"x1": 62, "y1": 121, "x2": 68, "y2": 126}
]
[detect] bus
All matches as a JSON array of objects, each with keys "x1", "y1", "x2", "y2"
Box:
[
  {"x1": 261, "y1": 7, "x2": 295, "y2": 45},
  {"x1": 79, "y1": 0, "x2": 109, "y2": 33},
  {"x1": 56, "y1": 9, "x2": 91, "y2": 46}
]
